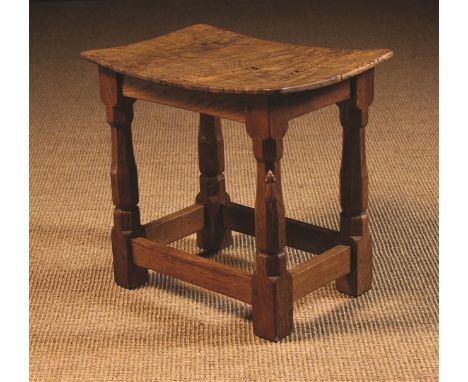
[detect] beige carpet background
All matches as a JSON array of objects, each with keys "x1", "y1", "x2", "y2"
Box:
[{"x1": 30, "y1": 1, "x2": 438, "y2": 380}]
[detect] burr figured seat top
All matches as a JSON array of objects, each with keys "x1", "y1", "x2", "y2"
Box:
[{"x1": 81, "y1": 24, "x2": 392, "y2": 95}]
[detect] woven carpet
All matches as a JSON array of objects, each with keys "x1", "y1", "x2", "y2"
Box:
[{"x1": 30, "y1": 1, "x2": 438, "y2": 380}]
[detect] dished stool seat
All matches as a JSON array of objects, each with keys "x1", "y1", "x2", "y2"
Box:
[{"x1": 81, "y1": 24, "x2": 392, "y2": 341}]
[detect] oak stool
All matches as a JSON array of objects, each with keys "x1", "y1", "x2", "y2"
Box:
[{"x1": 81, "y1": 24, "x2": 392, "y2": 341}]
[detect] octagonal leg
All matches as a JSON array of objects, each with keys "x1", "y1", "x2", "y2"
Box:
[
  {"x1": 196, "y1": 113, "x2": 233, "y2": 252},
  {"x1": 336, "y1": 69, "x2": 374, "y2": 296},
  {"x1": 99, "y1": 66, "x2": 148, "y2": 289},
  {"x1": 246, "y1": 98, "x2": 293, "y2": 341}
]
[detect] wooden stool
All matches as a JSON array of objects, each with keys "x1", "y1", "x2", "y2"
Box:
[{"x1": 81, "y1": 24, "x2": 392, "y2": 341}]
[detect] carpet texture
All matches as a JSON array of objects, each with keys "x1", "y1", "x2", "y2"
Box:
[{"x1": 30, "y1": 1, "x2": 438, "y2": 380}]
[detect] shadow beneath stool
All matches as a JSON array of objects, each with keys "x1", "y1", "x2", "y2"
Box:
[
  {"x1": 283, "y1": 277, "x2": 437, "y2": 343},
  {"x1": 147, "y1": 272, "x2": 252, "y2": 321},
  {"x1": 173, "y1": 232, "x2": 256, "y2": 271}
]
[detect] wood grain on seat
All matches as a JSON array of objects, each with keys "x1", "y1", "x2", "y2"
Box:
[{"x1": 81, "y1": 24, "x2": 392, "y2": 95}]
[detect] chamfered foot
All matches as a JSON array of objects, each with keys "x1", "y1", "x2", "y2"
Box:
[
  {"x1": 196, "y1": 227, "x2": 233, "y2": 253},
  {"x1": 335, "y1": 235, "x2": 372, "y2": 297},
  {"x1": 111, "y1": 228, "x2": 149, "y2": 289},
  {"x1": 251, "y1": 253, "x2": 293, "y2": 341}
]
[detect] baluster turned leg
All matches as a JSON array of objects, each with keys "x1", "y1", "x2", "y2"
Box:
[
  {"x1": 246, "y1": 99, "x2": 293, "y2": 341},
  {"x1": 99, "y1": 66, "x2": 148, "y2": 289},
  {"x1": 196, "y1": 114, "x2": 233, "y2": 252},
  {"x1": 336, "y1": 69, "x2": 374, "y2": 296}
]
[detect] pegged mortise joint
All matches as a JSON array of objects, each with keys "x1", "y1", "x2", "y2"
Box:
[
  {"x1": 245, "y1": 95, "x2": 289, "y2": 163},
  {"x1": 99, "y1": 65, "x2": 136, "y2": 126}
]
